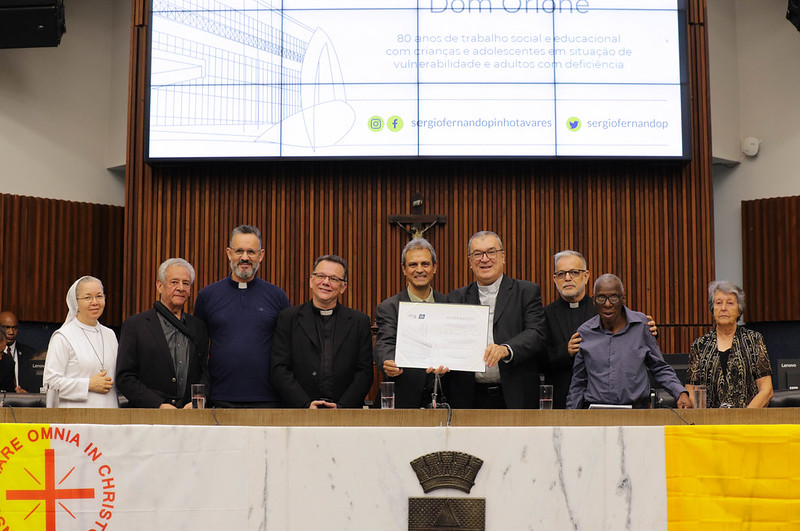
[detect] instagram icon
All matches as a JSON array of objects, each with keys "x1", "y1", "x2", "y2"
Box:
[{"x1": 368, "y1": 116, "x2": 384, "y2": 131}]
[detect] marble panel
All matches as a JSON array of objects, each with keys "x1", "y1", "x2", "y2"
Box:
[{"x1": 266, "y1": 426, "x2": 668, "y2": 530}]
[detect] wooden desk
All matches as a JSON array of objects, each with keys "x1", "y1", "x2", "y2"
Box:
[{"x1": 1, "y1": 407, "x2": 798, "y2": 426}]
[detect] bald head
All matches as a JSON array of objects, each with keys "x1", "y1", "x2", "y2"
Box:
[
  {"x1": 0, "y1": 311, "x2": 18, "y2": 346},
  {"x1": 592, "y1": 274, "x2": 627, "y2": 332},
  {"x1": 593, "y1": 274, "x2": 624, "y2": 294}
]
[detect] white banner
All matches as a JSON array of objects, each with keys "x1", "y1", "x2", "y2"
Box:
[{"x1": 0, "y1": 424, "x2": 667, "y2": 530}]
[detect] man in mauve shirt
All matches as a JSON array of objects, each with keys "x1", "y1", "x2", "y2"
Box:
[{"x1": 566, "y1": 274, "x2": 691, "y2": 410}]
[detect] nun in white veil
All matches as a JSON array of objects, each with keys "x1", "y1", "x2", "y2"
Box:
[{"x1": 43, "y1": 276, "x2": 119, "y2": 408}]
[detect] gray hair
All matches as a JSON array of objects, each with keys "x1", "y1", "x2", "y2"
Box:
[
  {"x1": 401, "y1": 238, "x2": 437, "y2": 266},
  {"x1": 593, "y1": 273, "x2": 624, "y2": 294},
  {"x1": 76, "y1": 275, "x2": 104, "y2": 294},
  {"x1": 553, "y1": 250, "x2": 587, "y2": 270},
  {"x1": 313, "y1": 254, "x2": 348, "y2": 281},
  {"x1": 230, "y1": 225, "x2": 262, "y2": 249},
  {"x1": 158, "y1": 258, "x2": 196, "y2": 284},
  {"x1": 468, "y1": 231, "x2": 503, "y2": 253},
  {"x1": 708, "y1": 280, "x2": 746, "y2": 315}
]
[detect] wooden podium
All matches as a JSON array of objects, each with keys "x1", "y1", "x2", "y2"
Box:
[{"x1": 2, "y1": 407, "x2": 798, "y2": 426}]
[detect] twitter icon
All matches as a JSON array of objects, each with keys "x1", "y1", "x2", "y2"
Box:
[{"x1": 566, "y1": 117, "x2": 581, "y2": 131}]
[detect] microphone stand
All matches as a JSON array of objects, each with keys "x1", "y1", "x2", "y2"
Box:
[
  {"x1": 427, "y1": 373, "x2": 452, "y2": 426},
  {"x1": 430, "y1": 373, "x2": 441, "y2": 409}
]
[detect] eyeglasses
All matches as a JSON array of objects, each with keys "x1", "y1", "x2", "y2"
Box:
[
  {"x1": 311, "y1": 273, "x2": 346, "y2": 285},
  {"x1": 554, "y1": 269, "x2": 587, "y2": 280},
  {"x1": 594, "y1": 294, "x2": 622, "y2": 305},
  {"x1": 468, "y1": 249, "x2": 504, "y2": 261},
  {"x1": 230, "y1": 248, "x2": 260, "y2": 258},
  {"x1": 78, "y1": 294, "x2": 106, "y2": 302}
]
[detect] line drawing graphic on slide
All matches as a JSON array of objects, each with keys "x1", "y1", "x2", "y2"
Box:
[{"x1": 149, "y1": 0, "x2": 355, "y2": 155}]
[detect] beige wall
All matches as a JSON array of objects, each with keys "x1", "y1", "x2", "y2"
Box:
[
  {"x1": 708, "y1": 0, "x2": 741, "y2": 164},
  {"x1": 0, "y1": 0, "x2": 129, "y2": 206},
  {"x1": 710, "y1": 0, "x2": 800, "y2": 287}
]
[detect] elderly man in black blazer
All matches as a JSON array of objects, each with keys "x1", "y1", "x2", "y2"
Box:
[
  {"x1": 117, "y1": 258, "x2": 208, "y2": 408},
  {"x1": 447, "y1": 231, "x2": 547, "y2": 409},
  {"x1": 271, "y1": 255, "x2": 373, "y2": 408}
]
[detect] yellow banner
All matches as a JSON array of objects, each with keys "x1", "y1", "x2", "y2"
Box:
[
  {"x1": 666, "y1": 424, "x2": 800, "y2": 529},
  {"x1": 0, "y1": 424, "x2": 54, "y2": 531}
]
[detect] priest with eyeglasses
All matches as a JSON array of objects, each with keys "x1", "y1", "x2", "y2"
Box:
[
  {"x1": 447, "y1": 231, "x2": 547, "y2": 409},
  {"x1": 543, "y1": 250, "x2": 659, "y2": 409},
  {"x1": 271, "y1": 255, "x2": 373, "y2": 409}
]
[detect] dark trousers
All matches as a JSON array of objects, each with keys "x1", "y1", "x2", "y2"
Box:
[
  {"x1": 473, "y1": 383, "x2": 506, "y2": 409},
  {"x1": 209, "y1": 400, "x2": 281, "y2": 408}
]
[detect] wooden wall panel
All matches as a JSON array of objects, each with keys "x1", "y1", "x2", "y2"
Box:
[
  {"x1": 124, "y1": 1, "x2": 715, "y2": 354},
  {"x1": 0, "y1": 194, "x2": 124, "y2": 325},
  {"x1": 742, "y1": 195, "x2": 800, "y2": 322}
]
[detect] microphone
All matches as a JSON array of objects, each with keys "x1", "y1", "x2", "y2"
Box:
[
  {"x1": 426, "y1": 374, "x2": 452, "y2": 425},
  {"x1": 430, "y1": 373, "x2": 441, "y2": 409}
]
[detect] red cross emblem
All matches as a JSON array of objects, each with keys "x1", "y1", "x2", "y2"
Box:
[{"x1": 6, "y1": 448, "x2": 95, "y2": 531}]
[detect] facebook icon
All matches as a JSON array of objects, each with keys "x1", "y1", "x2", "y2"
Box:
[{"x1": 387, "y1": 115, "x2": 403, "y2": 132}]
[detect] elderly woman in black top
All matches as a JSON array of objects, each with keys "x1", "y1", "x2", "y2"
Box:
[{"x1": 686, "y1": 281, "x2": 773, "y2": 408}]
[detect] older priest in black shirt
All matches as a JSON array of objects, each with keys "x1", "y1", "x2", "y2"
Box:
[
  {"x1": 544, "y1": 250, "x2": 659, "y2": 409},
  {"x1": 117, "y1": 258, "x2": 208, "y2": 408},
  {"x1": 543, "y1": 250, "x2": 596, "y2": 409},
  {"x1": 271, "y1": 255, "x2": 373, "y2": 408}
]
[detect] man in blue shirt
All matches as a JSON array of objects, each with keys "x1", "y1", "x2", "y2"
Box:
[
  {"x1": 544, "y1": 250, "x2": 658, "y2": 408},
  {"x1": 566, "y1": 274, "x2": 690, "y2": 409},
  {"x1": 194, "y1": 225, "x2": 290, "y2": 407}
]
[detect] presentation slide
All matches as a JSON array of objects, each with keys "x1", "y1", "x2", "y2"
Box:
[{"x1": 147, "y1": 0, "x2": 689, "y2": 160}]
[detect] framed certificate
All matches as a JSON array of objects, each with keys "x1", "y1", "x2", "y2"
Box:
[{"x1": 395, "y1": 302, "x2": 489, "y2": 372}]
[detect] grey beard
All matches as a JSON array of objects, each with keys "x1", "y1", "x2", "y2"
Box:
[{"x1": 231, "y1": 261, "x2": 259, "y2": 280}]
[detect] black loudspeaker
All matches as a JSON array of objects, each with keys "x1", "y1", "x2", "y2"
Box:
[
  {"x1": 0, "y1": 0, "x2": 66, "y2": 49},
  {"x1": 789, "y1": 0, "x2": 800, "y2": 32}
]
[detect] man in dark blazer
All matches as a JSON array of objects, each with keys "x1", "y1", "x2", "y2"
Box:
[
  {"x1": 271, "y1": 255, "x2": 373, "y2": 408},
  {"x1": 117, "y1": 258, "x2": 208, "y2": 408},
  {"x1": 374, "y1": 238, "x2": 449, "y2": 408},
  {"x1": 0, "y1": 311, "x2": 39, "y2": 392},
  {"x1": 447, "y1": 231, "x2": 547, "y2": 409}
]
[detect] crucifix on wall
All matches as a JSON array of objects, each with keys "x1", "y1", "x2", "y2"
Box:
[{"x1": 388, "y1": 193, "x2": 446, "y2": 240}]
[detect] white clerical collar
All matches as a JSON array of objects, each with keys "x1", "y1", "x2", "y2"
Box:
[
  {"x1": 561, "y1": 295, "x2": 586, "y2": 309},
  {"x1": 477, "y1": 275, "x2": 503, "y2": 295},
  {"x1": 228, "y1": 275, "x2": 250, "y2": 289}
]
